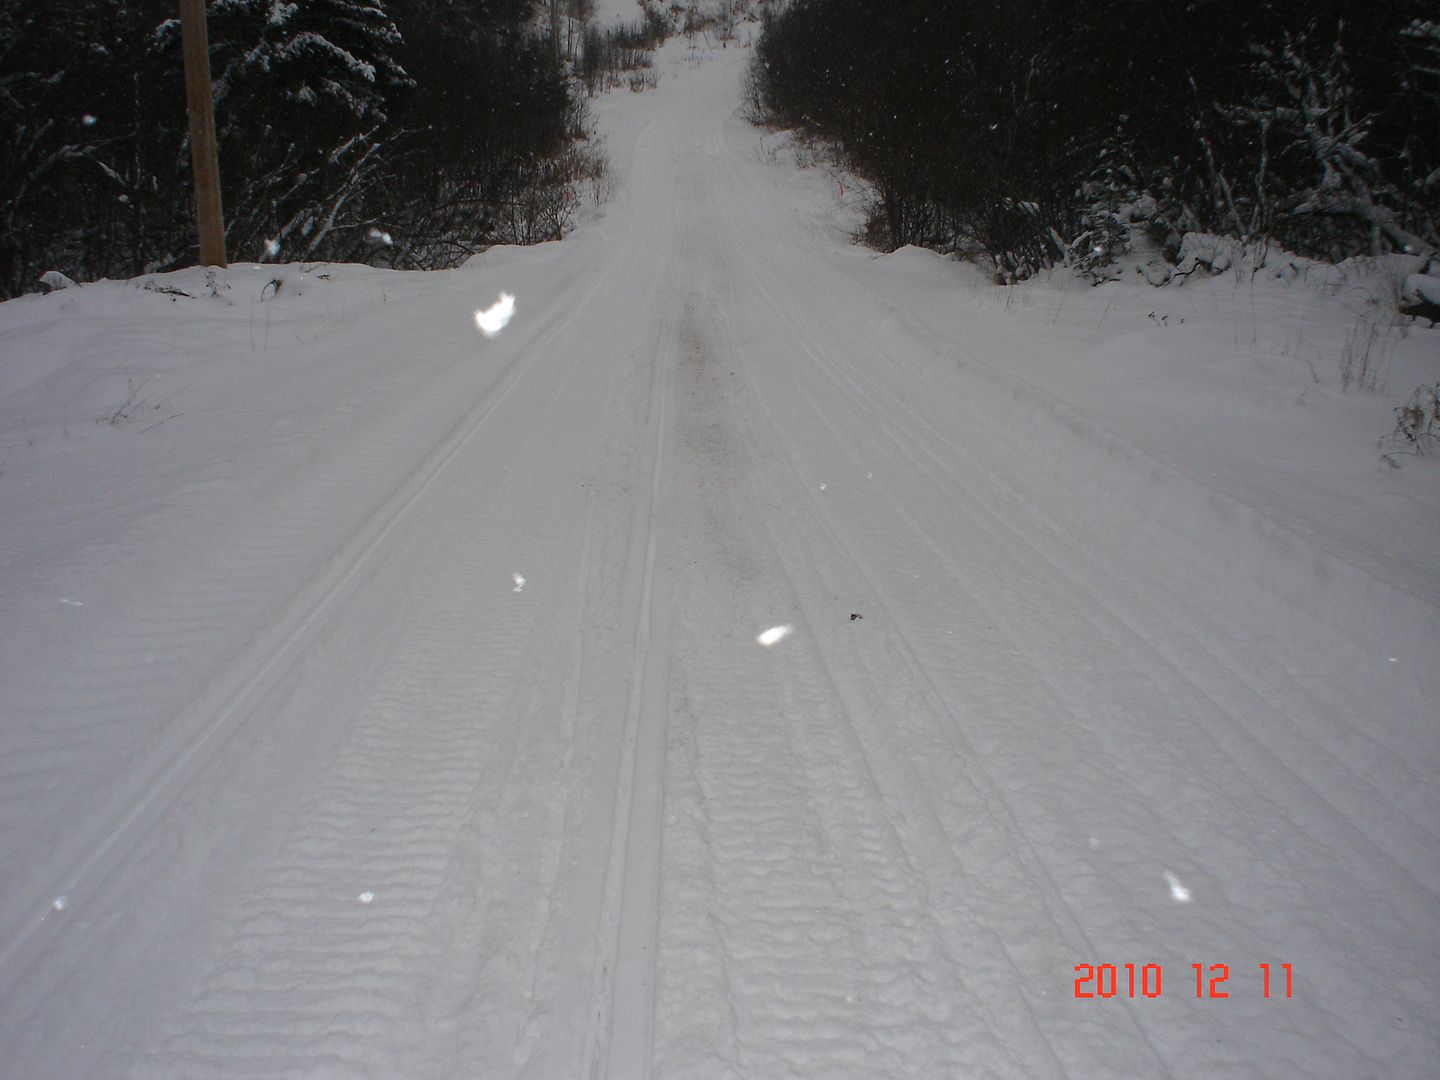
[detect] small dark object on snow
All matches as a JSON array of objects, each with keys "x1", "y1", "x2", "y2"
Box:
[
  {"x1": 1400, "y1": 299, "x2": 1440, "y2": 325},
  {"x1": 143, "y1": 281, "x2": 193, "y2": 299},
  {"x1": 850, "y1": 613, "x2": 862, "y2": 621}
]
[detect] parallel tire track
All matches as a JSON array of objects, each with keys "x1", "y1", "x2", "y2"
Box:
[
  {"x1": 708, "y1": 139, "x2": 1178, "y2": 1078},
  {"x1": 719, "y1": 153, "x2": 1440, "y2": 899},
  {"x1": 586, "y1": 309, "x2": 676, "y2": 1080},
  {"x1": 0, "y1": 235, "x2": 641, "y2": 993}
]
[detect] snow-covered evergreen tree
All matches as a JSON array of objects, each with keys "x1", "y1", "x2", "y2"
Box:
[
  {"x1": 1241, "y1": 27, "x2": 1407, "y2": 258},
  {"x1": 207, "y1": 0, "x2": 412, "y2": 261}
]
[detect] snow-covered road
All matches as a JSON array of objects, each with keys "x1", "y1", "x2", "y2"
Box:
[{"x1": 2, "y1": 38, "x2": 1436, "y2": 1080}]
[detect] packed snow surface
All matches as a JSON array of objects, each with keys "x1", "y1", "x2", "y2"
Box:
[{"x1": 1, "y1": 35, "x2": 1437, "y2": 1080}]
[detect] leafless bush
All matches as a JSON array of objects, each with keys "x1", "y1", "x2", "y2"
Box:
[{"x1": 1381, "y1": 384, "x2": 1440, "y2": 466}]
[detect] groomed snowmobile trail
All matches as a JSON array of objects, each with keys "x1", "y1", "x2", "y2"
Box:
[{"x1": 0, "y1": 31, "x2": 1435, "y2": 1080}]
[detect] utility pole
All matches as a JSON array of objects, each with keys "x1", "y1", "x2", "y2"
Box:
[{"x1": 179, "y1": 0, "x2": 227, "y2": 267}]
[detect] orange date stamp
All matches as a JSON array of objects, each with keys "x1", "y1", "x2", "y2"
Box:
[{"x1": 1073, "y1": 963, "x2": 1293, "y2": 1000}]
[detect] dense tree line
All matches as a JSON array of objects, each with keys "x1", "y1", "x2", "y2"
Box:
[
  {"x1": 0, "y1": 0, "x2": 600, "y2": 297},
  {"x1": 752, "y1": 1, "x2": 1440, "y2": 281}
]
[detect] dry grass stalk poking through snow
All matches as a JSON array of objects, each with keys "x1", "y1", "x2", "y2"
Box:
[{"x1": 1338, "y1": 311, "x2": 1401, "y2": 392}]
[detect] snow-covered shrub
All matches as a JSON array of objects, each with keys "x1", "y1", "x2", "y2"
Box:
[
  {"x1": 1173, "y1": 233, "x2": 1255, "y2": 278},
  {"x1": 1400, "y1": 268, "x2": 1440, "y2": 321}
]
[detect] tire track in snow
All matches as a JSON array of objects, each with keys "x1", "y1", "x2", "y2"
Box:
[
  {"x1": 706, "y1": 149, "x2": 1176, "y2": 1077},
  {"x1": 627, "y1": 73, "x2": 1093, "y2": 1077},
  {"x1": 117, "y1": 233, "x2": 674, "y2": 1076},
  {"x1": 711, "y1": 127, "x2": 1435, "y2": 1073},
  {"x1": 811, "y1": 282, "x2": 1440, "y2": 860},
  {"x1": 819, "y1": 329, "x2": 1440, "y2": 893},
  {"x1": 727, "y1": 128, "x2": 1437, "y2": 868},
  {"x1": 718, "y1": 355, "x2": 1156, "y2": 1075},
  {"x1": 646, "y1": 136, "x2": 1075, "y2": 1075},
  {"x1": 717, "y1": 321, "x2": 1436, "y2": 1071},
  {"x1": 728, "y1": 178, "x2": 1440, "y2": 902},
  {"x1": 705, "y1": 178, "x2": 1060, "y2": 1076},
  {"x1": 518, "y1": 285, "x2": 680, "y2": 1077},
  {"x1": 506, "y1": 486, "x2": 604, "y2": 1071},
  {"x1": 726, "y1": 264, "x2": 1435, "y2": 1073},
  {"x1": 0, "y1": 215, "x2": 649, "y2": 1061},
  {"x1": 660, "y1": 289, "x2": 945, "y2": 1075},
  {"x1": 139, "y1": 615, "x2": 547, "y2": 1076},
  {"x1": 482, "y1": 106, "x2": 690, "y2": 1080},
  {"x1": 585, "y1": 312, "x2": 675, "y2": 1080}
]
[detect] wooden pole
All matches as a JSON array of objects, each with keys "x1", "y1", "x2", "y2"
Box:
[{"x1": 179, "y1": 0, "x2": 227, "y2": 267}]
